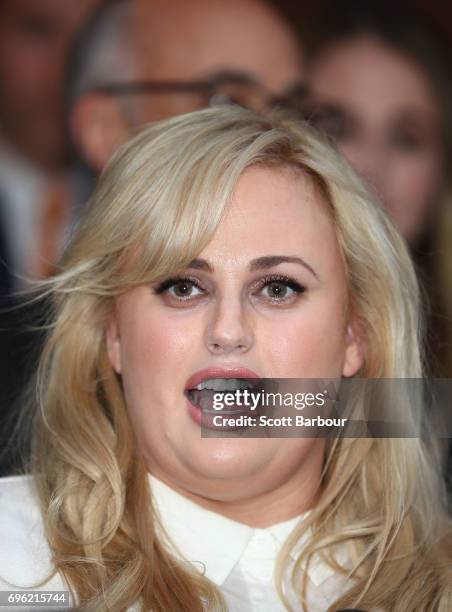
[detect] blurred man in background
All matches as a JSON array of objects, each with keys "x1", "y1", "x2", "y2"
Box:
[
  {"x1": 68, "y1": 0, "x2": 305, "y2": 173},
  {"x1": 0, "y1": 0, "x2": 102, "y2": 475},
  {"x1": 0, "y1": 0, "x2": 102, "y2": 285}
]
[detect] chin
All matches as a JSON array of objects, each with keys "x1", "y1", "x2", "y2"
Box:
[{"x1": 181, "y1": 437, "x2": 277, "y2": 481}]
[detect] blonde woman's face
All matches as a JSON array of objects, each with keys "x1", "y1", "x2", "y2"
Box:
[
  {"x1": 107, "y1": 166, "x2": 364, "y2": 509},
  {"x1": 306, "y1": 35, "x2": 444, "y2": 244}
]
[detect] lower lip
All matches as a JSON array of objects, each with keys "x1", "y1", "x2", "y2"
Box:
[
  {"x1": 186, "y1": 396, "x2": 223, "y2": 430},
  {"x1": 186, "y1": 396, "x2": 203, "y2": 425},
  {"x1": 185, "y1": 394, "x2": 259, "y2": 431}
]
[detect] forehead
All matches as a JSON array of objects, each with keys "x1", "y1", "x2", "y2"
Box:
[
  {"x1": 200, "y1": 165, "x2": 342, "y2": 277},
  {"x1": 309, "y1": 35, "x2": 439, "y2": 123},
  {"x1": 129, "y1": 0, "x2": 302, "y2": 92}
]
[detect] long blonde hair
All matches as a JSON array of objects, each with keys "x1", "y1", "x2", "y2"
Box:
[{"x1": 18, "y1": 106, "x2": 452, "y2": 610}]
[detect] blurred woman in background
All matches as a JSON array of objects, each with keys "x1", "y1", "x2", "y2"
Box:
[{"x1": 303, "y1": 0, "x2": 452, "y2": 376}]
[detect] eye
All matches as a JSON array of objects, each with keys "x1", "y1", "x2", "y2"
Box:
[
  {"x1": 307, "y1": 105, "x2": 354, "y2": 144},
  {"x1": 255, "y1": 275, "x2": 306, "y2": 303},
  {"x1": 263, "y1": 281, "x2": 292, "y2": 299},
  {"x1": 153, "y1": 276, "x2": 205, "y2": 300},
  {"x1": 389, "y1": 129, "x2": 424, "y2": 152}
]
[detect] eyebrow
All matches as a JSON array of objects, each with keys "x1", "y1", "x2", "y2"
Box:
[{"x1": 187, "y1": 255, "x2": 319, "y2": 279}]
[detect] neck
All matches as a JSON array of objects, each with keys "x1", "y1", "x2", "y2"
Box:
[{"x1": 150, "y1": 440, "x2": 325, "y2": 528}]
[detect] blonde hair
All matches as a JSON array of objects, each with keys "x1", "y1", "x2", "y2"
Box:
[{"x1": 17, "y1": 106, "x2": 452, "y2": 610}]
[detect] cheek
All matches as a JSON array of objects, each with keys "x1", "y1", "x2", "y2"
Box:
[
  {"x1": 120, "y1": 311, "x2": 198, "y2": 385},
  {"x1": 390, "y1": 153, "x2": 441, "y2": 204},
  {"x1": 387, "y1": 154, "x2": 442, "y2": 239},
  {"x1": 256, "y1": 298, "x2": 348, "y2": 377},
  {"x1": 118, "y1": 310, "x2": 200, "y2": 448},
  {"x1": 340, "y1": 140, "x2": 367, "y2": 166}
]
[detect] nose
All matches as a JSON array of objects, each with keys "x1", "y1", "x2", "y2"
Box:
[{"x1": 205, "y1": 298, "x2": 253, "y2": 355}]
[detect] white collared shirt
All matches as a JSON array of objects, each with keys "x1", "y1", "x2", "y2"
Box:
[
  {"x1": 148, "y1": 474, "x2": 354, "y2": 611},
  {"x1": 0, "y1": 474, "x2": 356, "y2": 611}
]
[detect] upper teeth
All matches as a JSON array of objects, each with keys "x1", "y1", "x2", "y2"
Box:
[{"x1": 194, "y1": 378, "x2": 255, "y2": 391}]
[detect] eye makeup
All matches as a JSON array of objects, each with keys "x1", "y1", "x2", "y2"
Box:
[
  {"x1": 153, "y1": 275, "x2": 205, "y2": 297},
  {"x1": 152, "y1": 273, "x2": 306, "y2": 305},
  {"x1": 250, "y1": 274, "x2": 306, "y2": 303}
]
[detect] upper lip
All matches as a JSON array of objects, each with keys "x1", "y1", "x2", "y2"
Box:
[{"x1": 185, "y1": 366, "x2": 261, "y2": 391}]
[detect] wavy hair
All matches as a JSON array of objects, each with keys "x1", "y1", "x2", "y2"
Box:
[{"x1": 16, "y1": 106, "x2": 452, "y2": 610}]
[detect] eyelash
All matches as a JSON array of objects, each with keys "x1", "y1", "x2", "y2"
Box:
[
  {"x1": 253, "y1": 275, "x2": 306, "y2": 301},
  {"x1": 153, "y1": 274, "x2": 306, "y2": 303}
]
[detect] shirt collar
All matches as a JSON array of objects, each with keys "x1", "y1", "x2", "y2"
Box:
[{"x1": 148, "y1": 474, "x2": 337, "y2": 587}]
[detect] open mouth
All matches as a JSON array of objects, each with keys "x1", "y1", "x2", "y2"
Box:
[{"x1": 185, "y1": 377, "x2": 262, "y2": 415}]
